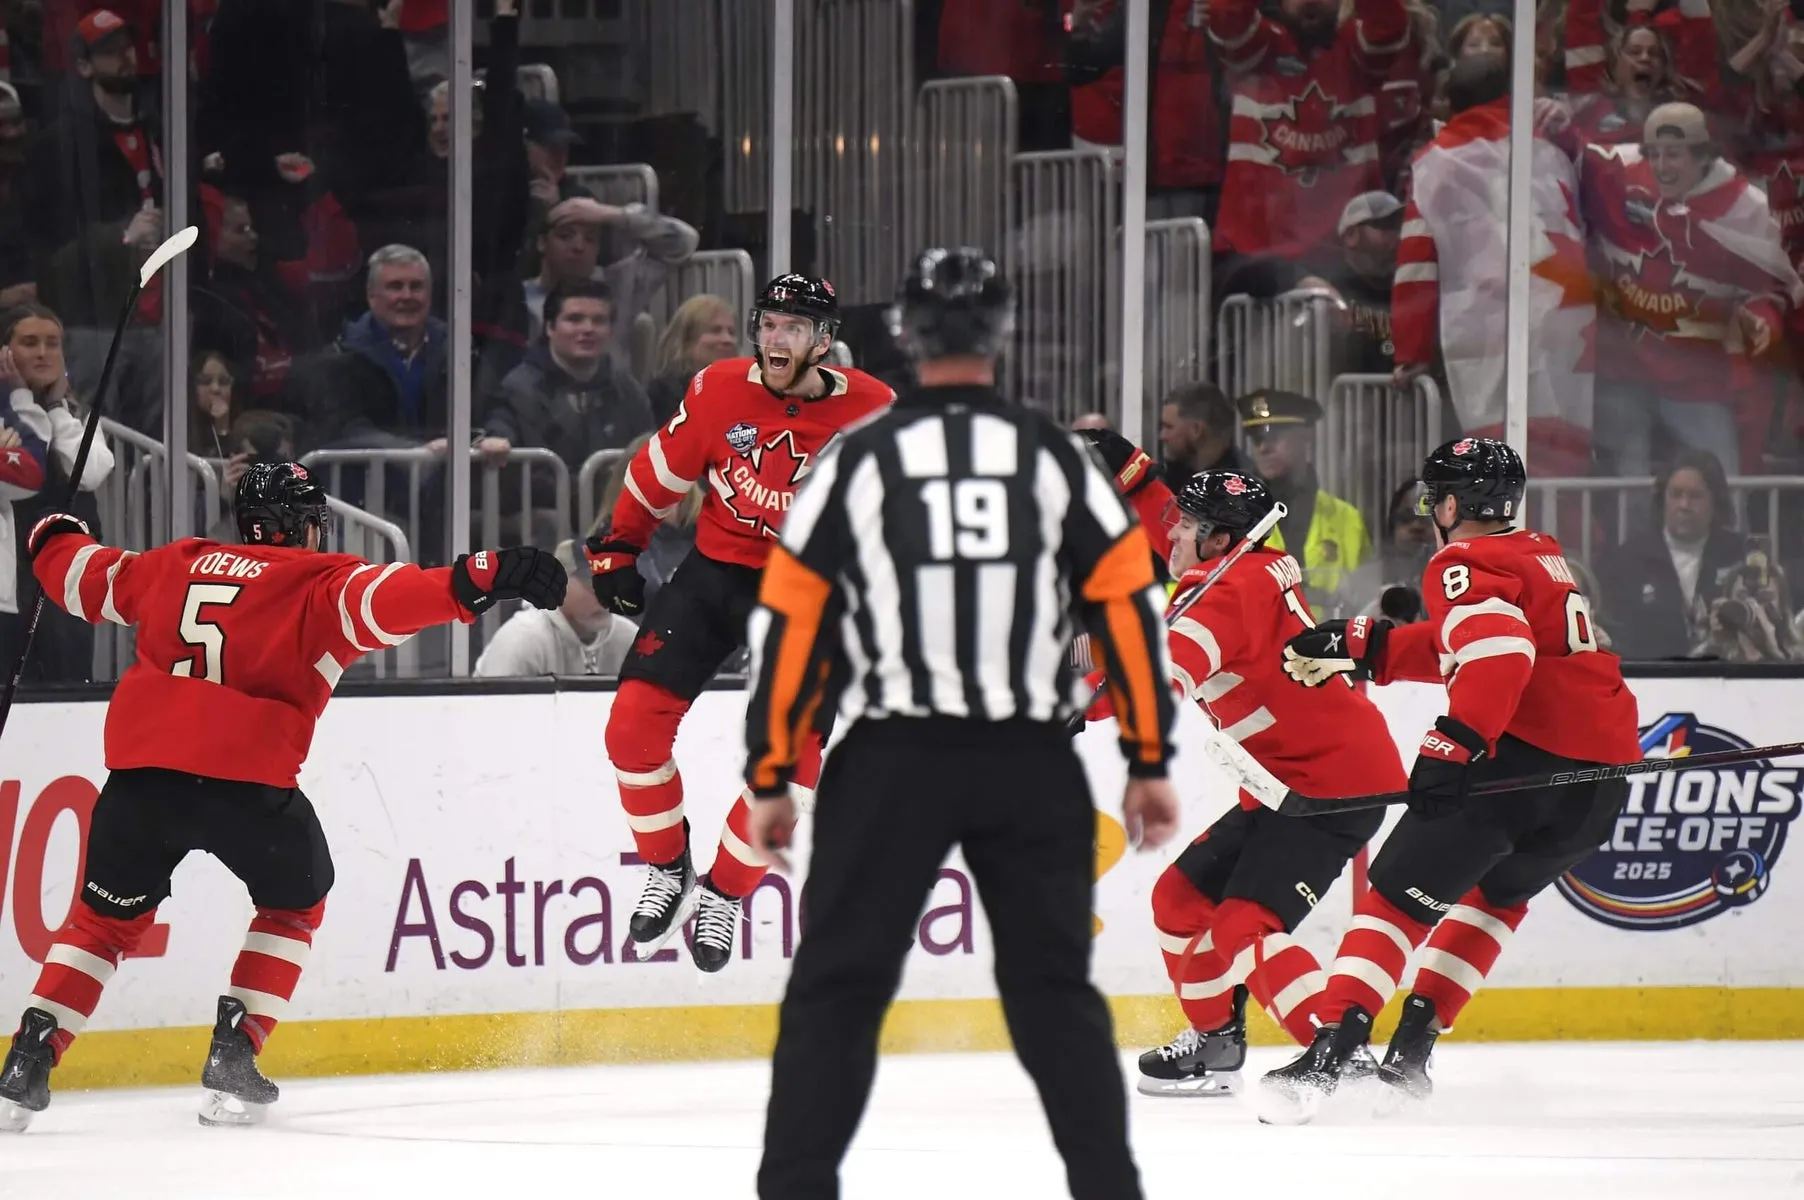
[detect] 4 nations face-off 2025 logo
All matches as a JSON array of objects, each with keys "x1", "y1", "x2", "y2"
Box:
[{"x1": 1556, "y1": 713, "x2": 1800, "y2": 931}]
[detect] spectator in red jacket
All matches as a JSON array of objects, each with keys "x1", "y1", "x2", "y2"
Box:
[
  {"x1": 1577, "y1": 103, "x2": 1803, "y2": 475},
  {"x1": 1065, "y1": 0, "x2": 1225, "y2": 221},
  {"x1": 1207, "y1": 0, "x2": 1414, "y2": 291},
  {"x1": 926, "y1": 0, "x2": 1070, "y2": 150},
  {"x1": 1564, "y1": 0, "x2": 1721, "y2": 149}
]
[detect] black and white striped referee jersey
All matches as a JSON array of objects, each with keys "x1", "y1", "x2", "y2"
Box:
[{"x1": 743, "y1": 382, "x2": 1177, "y2": 795}]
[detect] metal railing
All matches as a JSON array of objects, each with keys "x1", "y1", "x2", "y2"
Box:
[
  {"x1": 1321, "y1": 374, "x2": 1445, "y2": 544},
  {"x1": 1013, "y1": 148, "x2": 1120, "y2": 423},
  {"x1": 1529, "y1": 476, "x2": 1804, "y2": 569},
  {"x1": 578, "y1": 448, "x2": 631, "y2": 539},
  {"x1": 794, "y1": 0, "x2": 913, "y2": 305},
  {"x1": 298, "y1": 445, "x2": 573, "y2": 568},
  {"x1": 567, "y1": 164, "x2": 660, "y2": 212},
  {"x1": 650, "y1": 249, "x2": 758, "y2": 330},
  {"x1": 907, "y1": 77, "x2": 1018, "y2": 277},
  {"x1": 1142, "y1": 217, "x2": 1212, "y2": 437},
  {"x1": 1214, "y1": 290, "x2": 1338, "y2": 404}
]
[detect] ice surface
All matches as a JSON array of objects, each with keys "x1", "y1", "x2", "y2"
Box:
[{"x1": 3, "y1": 1043, "x2": 1801, "y2": 1199}]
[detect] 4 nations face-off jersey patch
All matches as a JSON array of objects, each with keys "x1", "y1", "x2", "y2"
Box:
[{"x1": 1555, "y1": 712, "x2": 1800, "y2": 931}]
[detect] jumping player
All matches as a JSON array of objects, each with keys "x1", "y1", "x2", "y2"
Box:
[
  {"x1": 1084, "y1": 472, "x2": 1404, "y2": 1096},
  {"x1": 1263, "y1": 437, "x2": 1639, "y2": 1119},
  {"x1": 0, "y1": 462, "x2": 565, "y2": 1130},
  {"x1": 586, "y1": 274, "x2": 892, "y2": 972}
]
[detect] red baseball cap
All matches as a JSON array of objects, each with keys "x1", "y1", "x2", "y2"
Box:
[{"x1": 76, "y1": 10, "x2": 135, "y2": 56}]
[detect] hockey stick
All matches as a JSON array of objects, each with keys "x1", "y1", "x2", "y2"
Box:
[
  {"x1": 1271, "y1": 739, "x2": 1804, "y2": 818},
  {"x1": 0, "y1": 225, "x2": 200, "y2": 740},
  {"x1": 1083, "y1": 500, "x2": 1289, "y2": 710}
]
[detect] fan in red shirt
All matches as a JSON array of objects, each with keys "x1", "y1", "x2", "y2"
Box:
[
  {"x1": 1261, "y1": 437, "x2": 1639, "y2": 1122},
  {"x1": 585, "y1": 274, "x2": 893, "y2": 974},
  {"x1": 1082, "y1": 470, "x2": 1401, "y2": 1098},
  {"x1": 0, "y1": 462, "x2": 564, "y2": 1132}
]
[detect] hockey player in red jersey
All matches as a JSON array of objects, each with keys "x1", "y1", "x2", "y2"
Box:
[
  {"x1": 585, "y1": 273, "x2": 892, "y2": 972},
  {"x1": 0, "y1": 462, "x2": 565, "y2": 1131},
  {"x1": 1083, "y1": 471, "x2": 1404, "y2": 1097},
  {"x1": 1260, "y1": 437, "x2": 1639, "y2": 1121}
]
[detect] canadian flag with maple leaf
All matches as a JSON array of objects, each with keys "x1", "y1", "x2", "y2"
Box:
[
  {"x1": 1579, "y1": 143, "x2": 1804, "y2": 402},
  {"x1": 1391, "y1": 98, "x2": 1597, "y2": 471},
  {"x1": 1207, "y1": 0, "x2": 1413, "y2": 259}
]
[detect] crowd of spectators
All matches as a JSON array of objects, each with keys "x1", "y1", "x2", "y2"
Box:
[
  {"x1": 7, "y1": 0, "x2": 1804, "y2": 679},
  {"x1": 931, "y1": 0, "x2": 1804, "y2": 662}
]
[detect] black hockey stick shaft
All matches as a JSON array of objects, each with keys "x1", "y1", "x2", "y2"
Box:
[
  {"x1": 0, "y1": 226, "x2": 199, "y2": 741},
  {"x1": 1276, "y1": 740, "x2": 1804, "y2": 817}
]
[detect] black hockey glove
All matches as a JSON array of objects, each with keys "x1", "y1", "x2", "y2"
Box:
[
  {"x1": 451, "y1": 547, "x2": 567, "y2": 616},
  {"x1": 25, "y1": 512, "x2": 92, "y2": 561},
  {"x1": 1077, "y1": 428, "x2": 1160, "y2": 497},
  {"x1": 1281, "y1": 615, "x2": 1389, "y2": 687},
  {"x1": 1406, "y1": 716, "x2": 1489, "y2": 820},
  {"x1": 583, "y1": 536, "x2": 648, "y2": 616}
]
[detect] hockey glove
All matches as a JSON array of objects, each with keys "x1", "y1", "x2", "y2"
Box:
[
  {"x1": 1281, "y1": 615, "x2": 1388, "y2": 687},
  {"x1": 24, "y1": 513, "x2": 91, "y2": 561},
  {"x1": 1407, "y1": 716, "x2": 1489, "y2": 820},
  {"x1": 451, "y1": 547, "x2": 567, "y2": 616},
  {"x1": 583, "y1": 536, "x2": 647, "y2": 616},
  {"x1": 1077, "y1": 428, "x2": 1160, "y2": 497}
]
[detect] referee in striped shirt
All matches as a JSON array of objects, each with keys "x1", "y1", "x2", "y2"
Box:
[{"x1": 742, "y1": 247, "x2": 1180, "y2": 1200}]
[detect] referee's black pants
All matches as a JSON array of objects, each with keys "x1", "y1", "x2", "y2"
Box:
[{"x1": 759, "y1": 717, "x2": 1142, "y2": 1200}]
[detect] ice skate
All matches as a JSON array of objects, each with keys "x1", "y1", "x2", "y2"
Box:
[
  {"x1": 689, "y1": 877, "x2": 741, "y2": 973},
  {"x1": 628, "y1": 845, "x2": 698, "y2": 955},
  {"x1": 1137, "y1": 986, "x2": 1246, "y2": 1097},
  {"x1": 198, "y1": 996, "x2": 278, "y2": 1127},
  {"x1": 1256, "y1": 1006, "x2": 1374, "y2": 1125},
  {"x1": 1377, "y1": 993, "x2": 1440, "y2": 1105},
  {"x1": 0, "y1": 1008, "x2": 58, "y2": 1132}
]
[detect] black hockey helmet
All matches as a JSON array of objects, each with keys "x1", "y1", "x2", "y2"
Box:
[
  {"x1": 1417, "y1": 436, "x2": 1526, "y2": 533},
  {"x1": 888, "y1": 246, "x2": 1015, "y2": 361},
  {"x1": 1170, "y1": 471, "x2": 1276, "y2": 553},
  {"x1": 235, "y1": 460, "x2": 329, "y2": 547},
  {"x1": 748, "y1": 272, "x2": 841, "y2": 346}
]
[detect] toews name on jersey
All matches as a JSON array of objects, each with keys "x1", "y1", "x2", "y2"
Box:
[
  {"x1": 31, "y1": 531, "x2": 478, "y2": 788},
  {"x1": 611, "y1": 357, "x2": 894, "y2": 569}
]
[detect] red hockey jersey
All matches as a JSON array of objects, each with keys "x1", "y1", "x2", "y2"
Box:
[
  {"x1": 32, "y1": 533, "x2": 474, "y2": 787},
  {"x1": 1207, "y1": 0, "x2": 1411, "y2": 258},
  {"x1": 1577, "y1": 144, "x2": 1802, "y2": 401},
  {"x1": 610, "y1": 358, "x2": 893, "y2": 569},
  {"x1": 1376, "y1": 528, "x2": 1641, "y2": 765},
  {"x1": 1096, "y1": 547, "x2": 1406, "y2": 807}
]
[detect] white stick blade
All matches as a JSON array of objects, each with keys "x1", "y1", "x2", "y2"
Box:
[{"x1": 138, "y1": 225, "x2": 200, "y2": 287}]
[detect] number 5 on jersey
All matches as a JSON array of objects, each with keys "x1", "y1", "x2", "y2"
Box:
[{"x1": 172, "y1": 583, "x2": 242, "y2": 684}]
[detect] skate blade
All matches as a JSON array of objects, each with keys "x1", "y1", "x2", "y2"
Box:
[
  {"x1": 1371, "y1": 1075, "x2": 1432, "y2": 1118},
  {"x1": 626, "y1": 888, "x2": 701, "y2": 960},
  {"x1": 198, "y1": 1090, "x2": 269, "y2": 1128},
  {"x1": 1254, "y1": 1077, "x2": 1327, "y2": 1126},
  {"x1": 0, "y1": 1101, "x2": 37, "y2": 1133},
  {"x1": 1137, "y1": 1070, "x2": 1243, "y2": 1098}
]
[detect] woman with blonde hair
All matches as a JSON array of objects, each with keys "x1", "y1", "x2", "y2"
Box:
[
  {"x1": 590, "y1": 430, "x2": 703, "y2": 609},
  {"x1": 645, "y1": 293, "x2": 738, "y2": 425}
]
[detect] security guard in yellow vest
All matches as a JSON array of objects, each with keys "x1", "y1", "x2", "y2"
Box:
[{"x1": 1236, "y1": 388, "x2": 1373, "y2": 617}]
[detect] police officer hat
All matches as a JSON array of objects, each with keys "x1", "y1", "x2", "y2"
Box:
[{"x1": 1236, "y1": 388, "x2": 1323, "y2": 430}]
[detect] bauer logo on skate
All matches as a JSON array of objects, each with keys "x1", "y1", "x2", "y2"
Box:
[{"x1": 1555, "y1": 713, "x2": 1800, "y2": 931}]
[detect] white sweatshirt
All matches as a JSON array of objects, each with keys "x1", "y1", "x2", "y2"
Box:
[{"x1": 474, "y1": 608, "x2": 636, "y2": 677}]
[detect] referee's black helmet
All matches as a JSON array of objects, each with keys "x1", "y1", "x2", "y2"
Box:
[{"x1": 888, "y1": 246, "x2": 1014, "y2": 361}]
